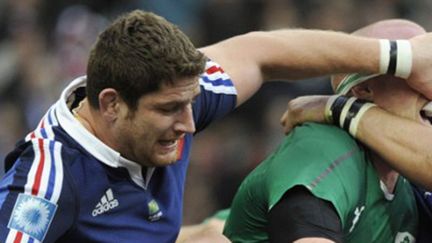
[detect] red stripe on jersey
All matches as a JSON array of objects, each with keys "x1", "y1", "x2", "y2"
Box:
[
  {"x1": 32, "y1": 139, "x2": 45, "y2": 196},
  {"x1": 30, "y1": 132, "x2": 36, "y2": 139},
  {"x1": 14, "y1": 231, "x2": 23, "y2": 243},
  {"x1": 206, "y1": 65, "x2": 224, "y2": 75},
  {"x1": 176, "y1": 137, "x2": 185, "y2": 160}
]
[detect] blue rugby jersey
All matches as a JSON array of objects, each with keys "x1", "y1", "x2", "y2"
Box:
[{"x1": 0, "y1": 60, "x2": 237, "y2": 243}]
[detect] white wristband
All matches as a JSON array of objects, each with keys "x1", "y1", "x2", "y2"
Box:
[
  {"x1": 349, "y1": 103, "x2": 377, "y2": 137},
  {"x1": 324, "y1": 95, "x2": 340, "y2": 123},
  {"x1": 379, "y1": 39, "x2": 412, "y2": 79},
  {"x1": 339, "y1": 97, "x2": 357, "y2": 127},
  {"x1": 395, "y1": 40, "x2": 412, "y2": 79},
  {"x1": 379, "y1": 39, "x2": 391, "y2": 74}
]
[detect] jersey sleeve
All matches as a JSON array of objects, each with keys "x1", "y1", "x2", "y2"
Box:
[
  {"x1": 0, "y1": 139, "x2": 76, "y2": 243},
  {"x1": 193, "y1": 60, "x2": 237, "y2": 133},
  {"x1": 268, "y1": 186, "x2": 343, "y2": 243}
]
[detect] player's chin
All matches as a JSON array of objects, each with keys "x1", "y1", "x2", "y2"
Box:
[{"x1": 151, "y1": 152, "x2": 178, "y2": 167}]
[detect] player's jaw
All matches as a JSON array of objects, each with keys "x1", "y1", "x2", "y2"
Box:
[{"x1": 148, "y1": 134, "x2": 184, "y2": 166}]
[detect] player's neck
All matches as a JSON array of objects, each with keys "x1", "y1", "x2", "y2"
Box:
[
  {"x1": 73, "y1": 98, "x2": 121, "y2": 152},
  {"x1": 370, "y1": 152, "x2": 399, "y2": 193},
  {"x1": 72, "y1": 98, "x2": 98, "y2": 136}
]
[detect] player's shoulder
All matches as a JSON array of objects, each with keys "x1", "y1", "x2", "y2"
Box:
[
  {"x1": 199, "y1": 59, "x2": 237, "y2": 95},
  {"x1": 269, "y1": 122, "x2": 364, "y2": 173},
  {"x1": 288, "y1": 122, "x2": 357, "y2": 150}
]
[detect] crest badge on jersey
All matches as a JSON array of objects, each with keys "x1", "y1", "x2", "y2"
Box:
[
  {"x1": 147, "y1": 199, "x2": 163, "y2": 221},
  {"x1": 8, "y1": 193, "x2": 57, "y2": 242}
]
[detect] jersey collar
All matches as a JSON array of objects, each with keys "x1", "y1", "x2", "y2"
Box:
[{"x1": 55, "y1": 76, "x2": 154, "y2": 189}]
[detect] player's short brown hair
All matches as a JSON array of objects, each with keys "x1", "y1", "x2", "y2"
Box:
[{"x1": 86, "y1": 10, "x2": 206, "y2": 110}]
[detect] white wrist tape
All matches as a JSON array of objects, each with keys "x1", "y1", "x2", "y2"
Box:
[
  {"x1": 395, "y1": 40, "x2": 412, "y2": 79},
  {"x1": 379, "y1": 39, "x2": 390, "y2": 74},
  {"x1": 324, "y1": 95, "x2": 340, "y2": 123},
  {"x1": 349, "y1": 103, "x2": 377, "y2": 137},
  {"x1": 379, "y1": 39, "x2": 412, "y2": 79},
  {"x1": 339, "y1": 97, "x2": 357, "y2": 127}
]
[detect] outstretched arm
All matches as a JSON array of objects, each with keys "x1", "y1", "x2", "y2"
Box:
[
  {"x1": 199, "y1": 30, "x2": 432, "y2": 107},
  {"x1": 280, "y1": 95, "x2": 432, "y2": 190},
  {"x1": 200, "y1": 30, "x2": 378, "y2": 107}
]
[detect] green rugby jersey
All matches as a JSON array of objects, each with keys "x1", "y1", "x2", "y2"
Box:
[{"x1": 224, "y1": 123, "x2": 417, "y2": 243}]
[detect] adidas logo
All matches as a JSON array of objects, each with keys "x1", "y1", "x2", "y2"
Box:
[{"x1": 92, "y1": 188, "x2": 119, "y2": 217}]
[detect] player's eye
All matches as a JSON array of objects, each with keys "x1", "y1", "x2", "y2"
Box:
[{"x1": 159, "y1": 104, "x2": 182, "y2": 114}]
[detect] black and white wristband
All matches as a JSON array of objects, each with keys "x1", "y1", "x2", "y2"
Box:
[
  {"x1": 379, "y1": 39, "x2": 412, "y2": 79},
  {"x1": 325, "y1": 95, "x2": 376, "y2": 137}
]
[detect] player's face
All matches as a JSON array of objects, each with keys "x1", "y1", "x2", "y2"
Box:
[
  {"x1": 112, "y1": 77, "x2": 200, "y2": 167},
  {"x1": 368, "y1": 75, "x2": 432, "y2": 126}
]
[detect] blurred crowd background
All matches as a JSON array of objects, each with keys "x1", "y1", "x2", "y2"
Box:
[{"x1": 0, "y1": 0, "x2": 431, "y2": 225}]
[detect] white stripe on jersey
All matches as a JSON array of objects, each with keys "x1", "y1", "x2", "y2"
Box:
[
  {"x1": 204, "y1": 69, "x2": 231, "y2": 82},
  {"x1": 38, "y1": 140, "x2": 53, "y2": 198},
  {"x1": 25, "y1": 106, "x2": 58, "y2": 141},
  {"x1": 42, "y1": 111, "x2": 55, "y2": 139},
  {"x1": 200, "y1": 60, "x2": 237, "y2": 95},
  {"x1": 49, "y1": 107, "x2": 59, "y2": 127},
  {"x1": 199, "y1": 79, "x2": 237, "y2": 95},
  {"x1": 51, "y1": 142, "x2": 64, "y2": 203},
  {"x1": 5, "y1": 228, "x2": 17, "y2": 243},
  {"x1": 24, "y1": 139, "x2": 41, "y2": 195},
  {"x1": 20, "y1": 232, "x2": 30, "y2": 243}
]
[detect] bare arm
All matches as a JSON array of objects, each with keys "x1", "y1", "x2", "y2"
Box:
[
  {"x1": 280, "y1": 96, "x2": 432, "y2": 190},
  {"x1": 355, "y1": 107, "x2": 432, "y2": 190},
  {"x1": 199, "y1": 30, "x2": 379, "y2": 107},
  {"x1": 199, "y1": 30, "x2": 432, "y2": 107}
]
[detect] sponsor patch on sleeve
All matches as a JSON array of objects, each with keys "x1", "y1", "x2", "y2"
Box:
[{"x1": 7, "y1": 193, "x2": 57, "y2": 241}]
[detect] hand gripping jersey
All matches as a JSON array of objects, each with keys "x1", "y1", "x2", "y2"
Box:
[
  {"x1": 0, "y1": 60, "x2": 237, "y2": 243},
  {"x1": 224, "y1": 123, "x2": 418, "y2": 243}
]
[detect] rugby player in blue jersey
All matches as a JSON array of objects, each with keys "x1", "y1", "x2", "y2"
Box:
[{"x1": 2, "y1": 10, "x2": 432, "y2": 243}]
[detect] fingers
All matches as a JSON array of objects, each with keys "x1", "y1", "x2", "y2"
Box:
[
  {"x1": 280, "y1": 104, "x2": 295, "y2": 135},
  {"x1": 280, "y1": 110, "x2": 293, "y2": 135},
  {"x1": 279, "y1": 95, "x2": 330, "y2": 135}
]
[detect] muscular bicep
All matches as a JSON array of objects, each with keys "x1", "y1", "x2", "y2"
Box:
[
  {"x1": 199, "y1": 33, "x2": 265, "y2": 107},
  {"x1": 268, "y1": 186, "x2": 343, "y2": 243}
]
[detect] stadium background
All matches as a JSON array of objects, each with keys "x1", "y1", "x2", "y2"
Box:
[{"x1": 0, "y1": 0, "x2": 430, "y2": 225}]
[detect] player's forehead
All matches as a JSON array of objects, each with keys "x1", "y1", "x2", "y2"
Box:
[
  {"x1": 160, "y1": 77, "x2": 200, "y2": 96},
  {"x1": 143, "y1": 77, "x2": 200, "y2": 104}
]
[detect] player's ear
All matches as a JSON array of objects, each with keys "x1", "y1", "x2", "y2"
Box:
[
  {"x1": 98, "y1": 88, "x2": 121, "y2": 122},
  {"x1": 351, "y1": 82, "x2": 373, "y2": 101}
]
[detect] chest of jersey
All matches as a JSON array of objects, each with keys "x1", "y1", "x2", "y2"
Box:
[{"x1": 59, "y1": 135, "x2": 193, "y2": 242}]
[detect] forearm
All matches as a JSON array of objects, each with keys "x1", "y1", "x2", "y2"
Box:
[
  {"x1": 356, "y1": 107, "x2": 432, "y2": 190},
  {"x1": 204, "y1": 29, "x2": 380, "y2": 80},
  {"x1": 201, "y1": 29, "x2": 381, "y2": 106},
  {"x1": 258, "y1": 29, "x2": 380, "y2": 80}
]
